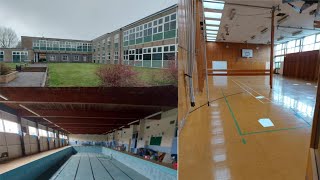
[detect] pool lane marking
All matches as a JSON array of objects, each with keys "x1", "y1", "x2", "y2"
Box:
[
  {"x1": 96, "y1": 156, "x2": 115, "y2": 180},
  {"x1": 87, "y1": 153, "x2": 96, "y2": 180}
]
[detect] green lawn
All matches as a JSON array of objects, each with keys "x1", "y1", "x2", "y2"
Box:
[
  {"x1": 48, "y1": 63, "x2": 102, "y2": 87},
  {"x1": 47, "y1": 63, "x2": 173, "y2": 87}
]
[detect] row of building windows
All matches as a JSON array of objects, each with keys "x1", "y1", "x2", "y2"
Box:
[
  {"x1": 48, "y1": 55, "x2": 87, "y2": 62},
  {"x1": 275, "y1": 33, "x2": 320, "y2": 61},
  {"x1": 0, "y1": 118, "x2": 67, "y2": 139},
  {"x1": 123, "y1": 44, "x2": 176, "y2": 61},
  {"x1": 33, "y1": 40, "x2": 92, "y2": 52},
  {"x1": 123, "y1": 13, "x2": 177, "y2": 46},
  {"x1": 13, "y1": 51, "x2": 28, "y2": 62}
]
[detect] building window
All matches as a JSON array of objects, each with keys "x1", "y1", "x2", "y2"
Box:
[
  {"x1": 144, "y1": 22, "x2": 153, "y2": 37},
  {"x1": 153, "y1": 18, "x2": 164, "y2": 34},
  {"x1": 163, "y1": 45, "x2": 176, "y2": 60},
  {"x1": 12, "y1": 51, "x2": 28, "y2": 62},
  {"x1": 0, "y1": 51, "x2": 4, "y2": 61},
  {"x1": 107, "y1": 52, "x2": 111, "y2": 60},
  {"x1": 74, "y1": 55, "x2": 79, "y2": 61},
  {"x1": 136, "y1": 48, "x2": 143, "y2": 60},
  {"x1": 124, "y1": 31, "x2": 129, "y2": 43},
  {"x1": 136, "y1": 25, "x2": 143, "y2": 39},
  {"x1": 152, "y1": 46, "x2": 163, "y2": 60},
  {"x1": 33, "y1": 40, "x2": 40, "y2": 48},
  {"x1": 0, "y1": 119, "x2": 4, "y2": 132},
  {"x1": 303, "y1": 34, "x2": 316, "y2": 52},
  {"x1": 62, "y1": 55, "x2": 68, "y2": 61},
  {"x1": 129, "y1": 28, "x2": 136, "y2": 41},
  {"x1": 3, "y1": 120, "x2": 20, "y2": 134},
  {"x1": 39, "y1": 129, "x2": 47, "y2": 137},
  {"x1": 49, "y1": 55, "x2": 56, "y2": 61},
  {"x1": 123, "y1": 50, "x2": 129, "y2": 61},
  {"x1": 129, "y1": 49, "x2": 135, "y2": 60},
  {"x1": 164, "y1": 13, "x2": 177, "y2": 32},
  {"x1": 143, "y1": 48, "x2": 152, "y2": 60},
  {"x1": 28, "y1": 126, "x2": 37, "y2": 136},
  {"x1": 83, "y1": 56, "x2": 87, "y2": 62},
  {"x1": 114, "y1": 51, "x2": 119, "y2": 60},
  {"x1": 48, "y1": 131, "x2": 54, "y2": 138}
]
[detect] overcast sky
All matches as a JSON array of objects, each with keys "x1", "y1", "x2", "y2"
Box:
[{"x1": 0, "y1": 0, "x2": 177, "y2": 40}]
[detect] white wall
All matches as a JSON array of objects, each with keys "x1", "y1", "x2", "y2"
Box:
[
  {"x1": 138, "y1": 108, "x2": 177, "y2": 151},
  {"x1": 21, "y1": 118, "x2": 38, "y2": 155},
  {"x1": 69, "y1": 134, "x2": 108, "y2": 145},
  {"x1": 0, "y1": 108, "x2": 68, "y2": 162},
  {"x1": 106, "y1": 108, "x2": 178, "y2": 154},
  {"x1": 0, "y1": 110, "x2": 22, "y2": 161}
]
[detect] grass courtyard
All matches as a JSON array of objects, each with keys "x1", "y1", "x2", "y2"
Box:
[{"x1": 47, "y1": 63, "x2": 173, "y2": 87}]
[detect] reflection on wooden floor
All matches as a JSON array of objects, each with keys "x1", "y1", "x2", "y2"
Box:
[{"x1": 179, "y1": 75, "x2": 315, "y2": 180}]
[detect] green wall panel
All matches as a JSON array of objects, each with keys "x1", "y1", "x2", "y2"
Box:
[
  {"x1": 143, "y1": 61, "x2": 151, "y2": 68},
  {"x1": 134, "y1": 61, "x2": 142, "y2": 67},
  {"x1": 124, "y1": 41, "x2": 129, "y2": 46},
  {"x1": 129, "y1": 40, "x2": 135, "y2": 45},
  {"x1": 152, "y1": 60, "x2": 162, "y2": 68},
  {"x1": 136, "y1": 38, "x2": 143, "y2": 44},
  {"x1": 128, "y1": 61, "x2": 134, "y2": 66},
  {"x1": 33, "y1": 47, "x2": 40, "y2": 50},
  {"x1": 144, "y1": 36, "x2": 152, "y2": 43},
  {"x1": 164, "y1": 30, "x2": 176, "y2": 39},
  {"x1": 153, "y1": 33, "x2": 163, "y2": 41}
]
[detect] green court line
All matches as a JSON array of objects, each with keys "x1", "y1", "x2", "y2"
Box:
[
  {"x1": 241, "y1": 138, "x2": 247, "y2": 144},
  {"x1": 220, "y1": 89, "x2": 311, "y2": 138},
  {"x1": 221, "y1": 89, "x2": 243, "y2": 136},
  {"x1": 242, "y1": 125, "x2": 310, "y2": 136}
]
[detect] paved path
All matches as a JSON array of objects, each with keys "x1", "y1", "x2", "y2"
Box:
[{"x1": 0, "y1": 72, "x2": 46, "y2": 87}]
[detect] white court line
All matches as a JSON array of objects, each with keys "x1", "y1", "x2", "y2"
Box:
[
  {"x1": 234, "y1": 80, "x2": 274, "y2": 104},
  {"x1": 231, "y1": 79, "x2": 265, "y2": 104}
]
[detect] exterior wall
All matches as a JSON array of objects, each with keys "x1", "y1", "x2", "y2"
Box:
[
  {"x1": 21, "y1": 36, "x2": 93, "y2": 63},
  {"x1": 0, "y1": 48, "x2": 34, "y2": 63},
  {"x1": 93, "y1": 5, "x2": 178, "y2": 68}
]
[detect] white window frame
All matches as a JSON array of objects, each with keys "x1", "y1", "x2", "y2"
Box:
[
  {"x1": 74, "y1": 55, "x2": 79, "y2": 61},
  {"x1": 62, "y1": 55, "x2": 68, "y2": 61}
]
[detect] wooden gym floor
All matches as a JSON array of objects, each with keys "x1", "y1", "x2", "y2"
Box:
[{"x1": 179, "y1": 75, "x2": 315, "y2": 180}]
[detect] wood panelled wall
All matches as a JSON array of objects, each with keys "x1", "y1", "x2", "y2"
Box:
[
  {"x1": 283, "y1": 50, "x2": 319, "y2": 81},
  {"x1": 206, "y1": 42, "x2": 271, "y2": 70}
]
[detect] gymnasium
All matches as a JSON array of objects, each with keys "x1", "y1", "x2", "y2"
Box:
[{"x1": 179, "y1": 0, "x2": 320, "y2": 179}]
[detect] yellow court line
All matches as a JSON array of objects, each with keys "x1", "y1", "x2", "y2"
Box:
[{"x1": 231, "y1": 79, "x2": 265, "y2": 104}]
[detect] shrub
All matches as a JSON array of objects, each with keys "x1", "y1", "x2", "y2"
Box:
[
  {"x1": 96, "y1": 64, "x2": 142, "y2": 87},
  {"x1": 164, "y1": 60, "x2": 178, "y2": 86},
  {"x1": 0, "y1": 63, "x2": 11, "y2": 75}
]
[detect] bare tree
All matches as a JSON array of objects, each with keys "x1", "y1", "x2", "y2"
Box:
[{"x1": 0, "y1": 27, "x2": 18, "y2": 48}]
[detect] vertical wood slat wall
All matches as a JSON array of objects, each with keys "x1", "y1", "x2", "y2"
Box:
[
  {"x1": 206, "y1": 42, "x2": 271, "y2": 70},
  {"x1": 283, "y1": 50, "x2": 319, "y2": 81}
]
